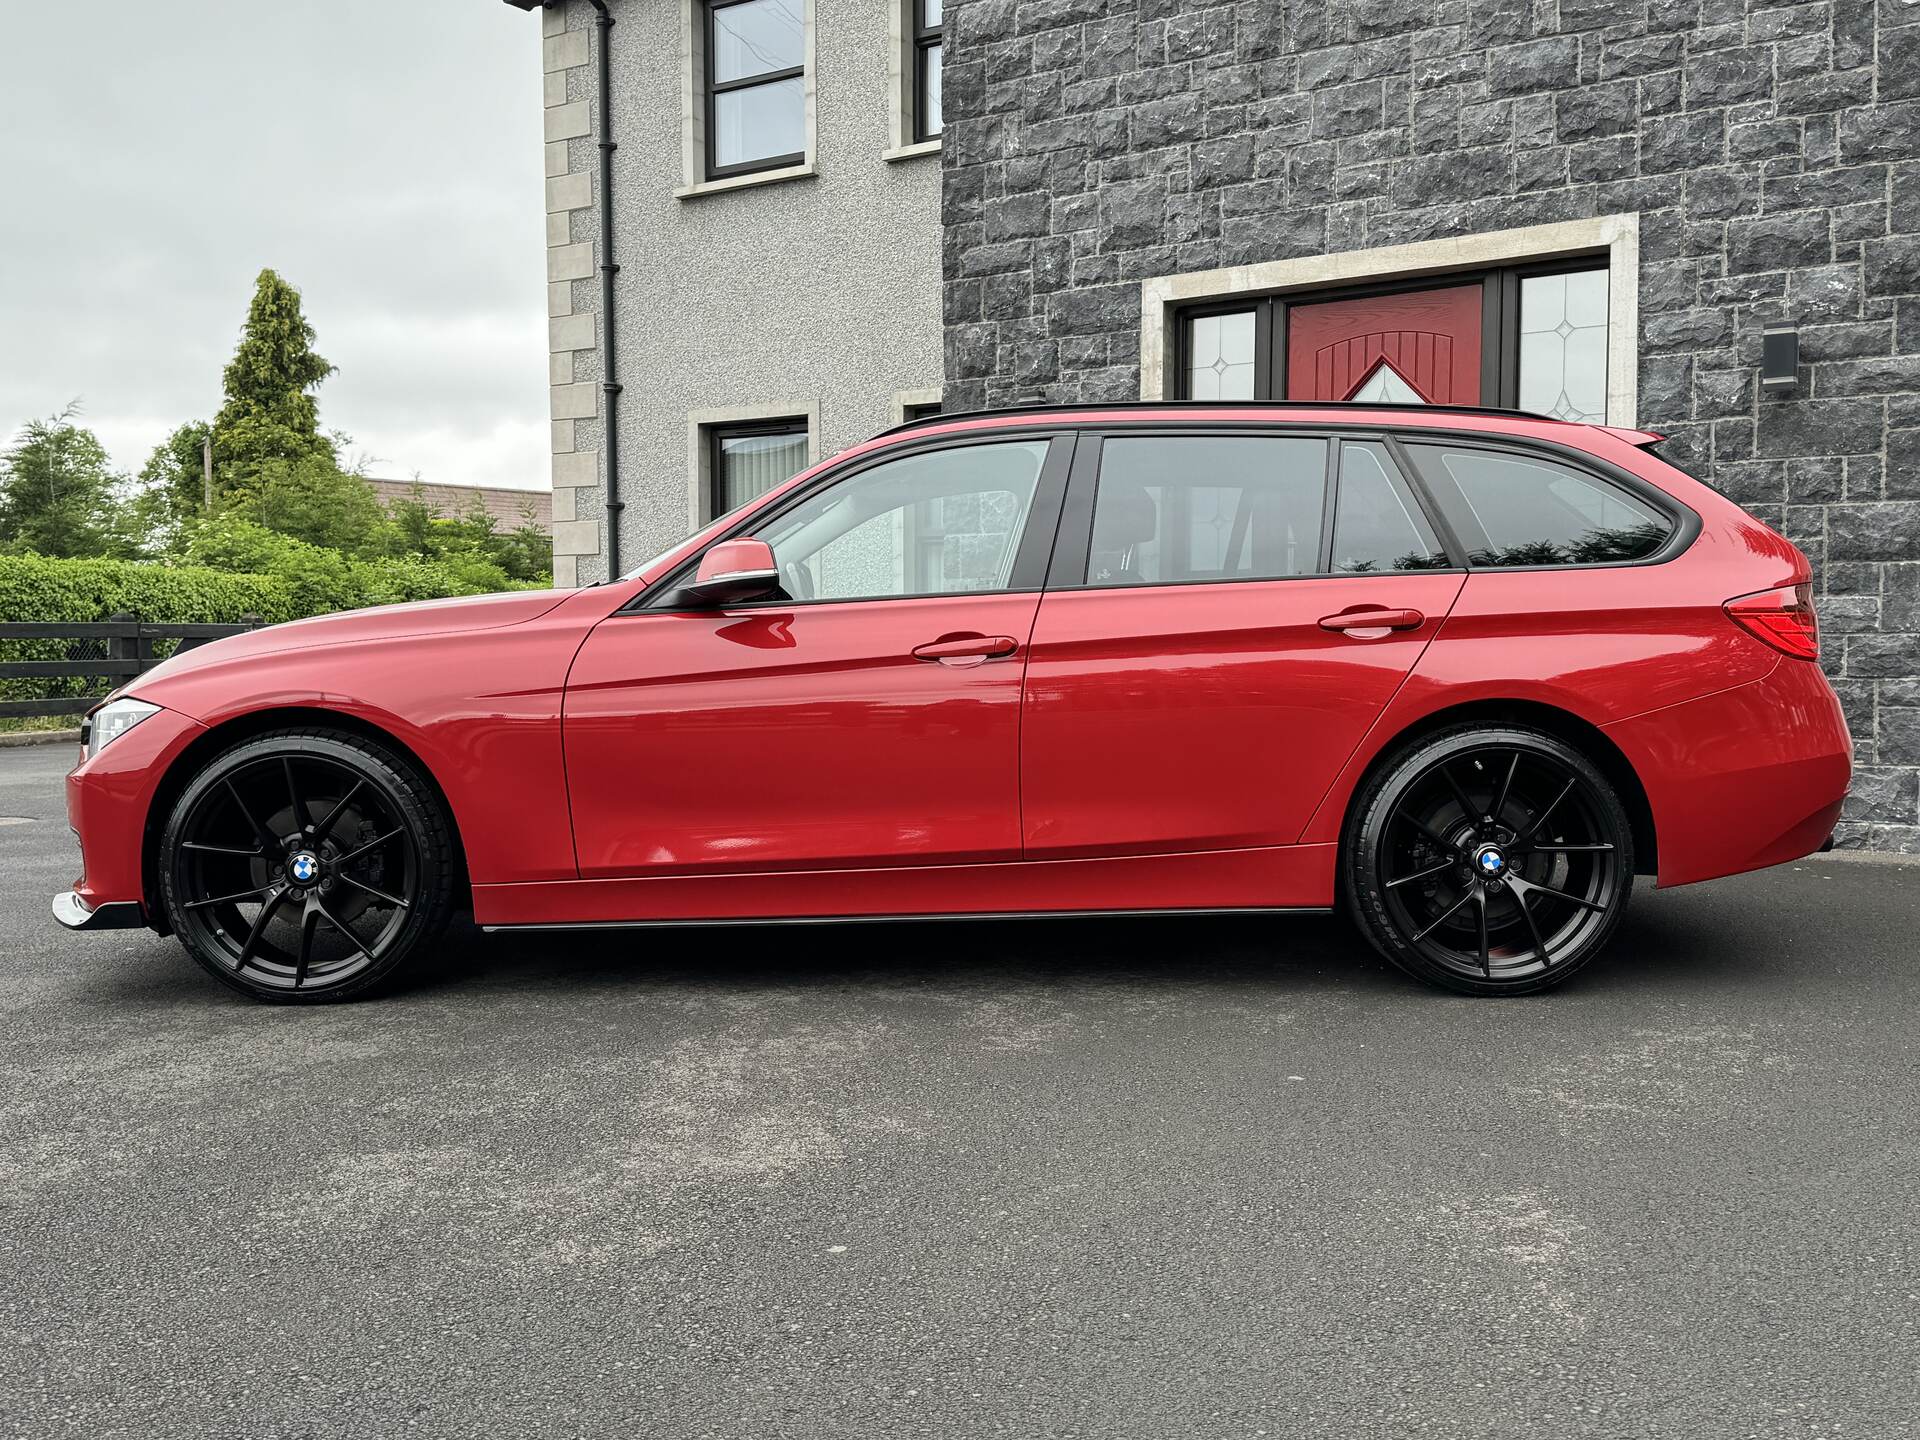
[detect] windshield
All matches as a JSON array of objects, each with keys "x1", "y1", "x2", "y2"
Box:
[{"x1": 617, "y1": 501, "x2": 756, "y2": 583}]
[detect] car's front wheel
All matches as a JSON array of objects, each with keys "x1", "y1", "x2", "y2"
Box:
[
  {"x1": 1344, "y1": 725, "x2": 1634, "y2": 996},
  {"x1": 158, "y1": 728, "x2": 457, "y2": 1003}
]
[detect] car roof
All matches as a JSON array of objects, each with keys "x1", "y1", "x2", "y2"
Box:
[
  {"x1": 873, "y1": 401, "x2": 1665, "y2": 454},
  {"x1": 879, "y1": 399, "x2": 1558, "y2": 436}
]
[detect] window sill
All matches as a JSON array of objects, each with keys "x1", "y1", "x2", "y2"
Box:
[
  {"x1": 882, "y1": 139, "x2": 942, "y2": 163},
  {"x1": 673, "y1": 162, "x2": 817, "y2": 201}
]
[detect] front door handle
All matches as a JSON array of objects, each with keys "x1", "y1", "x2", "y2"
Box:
[
  {"x1": 911, "y1": 634, "x2": 1019, "y2": 666},
  {"x1": 1318, "y1": 607, "x2": 1425, "y2": 635}
]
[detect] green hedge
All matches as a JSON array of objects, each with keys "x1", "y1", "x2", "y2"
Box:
[
  {"x1": 0, "y1": 551, "x2": 542, "y2": 716},
  {"x1": 0, "y1": 553, "x2": 299, "y2": 627},
  {"x1": 0, "y1": 555, "x2": 298, "y2": 712}
]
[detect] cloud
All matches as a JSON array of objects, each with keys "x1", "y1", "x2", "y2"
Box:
[{"x1": 0, "y1": 0, "x2": 550, "y2": 490}]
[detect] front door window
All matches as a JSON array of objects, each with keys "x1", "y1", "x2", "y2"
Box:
[{"x1": 751, "y1": 440, "x2": 1049, "y2": 602}]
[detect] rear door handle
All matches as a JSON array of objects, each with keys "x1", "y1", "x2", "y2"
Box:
[
  {"x1": 912, "y1": 634, "x2": 1019, "y2": 666},
  {"x1": 1318, "y1": 607, "x2": 1425, "y2": 634}
]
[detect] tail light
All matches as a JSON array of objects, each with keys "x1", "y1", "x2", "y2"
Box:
[{"x1": 1725, "y1": 582, "x2": 1820, "y2": 660}]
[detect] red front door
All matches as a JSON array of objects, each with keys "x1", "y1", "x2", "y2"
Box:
[
  {"x1": 564, "y1": 594, "x2": 1039, "y2": 878},
  {"x1": 1286, "y1": 284, "x2": 1483, "y2": 404}
]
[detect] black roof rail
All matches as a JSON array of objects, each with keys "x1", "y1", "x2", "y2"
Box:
[{"x1": 878, "y1": 398, "x2": 1562, "y2": 437}]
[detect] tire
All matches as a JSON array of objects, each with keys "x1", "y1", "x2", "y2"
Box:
[
  {"x1": 1343, "y1": 725, "x2": 1634, "y2": 997},
  {"x1": 158, "y1": 728, "x2": 458, "y2": 1003}
]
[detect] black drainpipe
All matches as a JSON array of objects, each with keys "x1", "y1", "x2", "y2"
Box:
[
  {"x1": 508, "y1": 0, "x2": 623, "y2": 576},
  {"x1": 585, "y1": 0, "x2": 623, "y2": 577}
]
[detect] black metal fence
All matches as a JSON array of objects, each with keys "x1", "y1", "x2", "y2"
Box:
[{"x1": 0, "y1": 613, "x2": 263, "y2": 721}]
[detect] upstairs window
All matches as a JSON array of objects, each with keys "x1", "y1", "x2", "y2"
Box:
[
  {"x1": 913, "y1": 0, "x2": 943, "y2": 141},
  {"x1": 706, "y1": 0, "x2": 806, "y2": 178}
]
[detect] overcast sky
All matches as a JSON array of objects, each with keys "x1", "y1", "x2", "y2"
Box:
[{"x1": 0, "y1": 1, "x2": 550, "y2": 491}]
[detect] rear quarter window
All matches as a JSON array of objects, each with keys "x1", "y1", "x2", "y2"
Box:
[{"x1": 1406, "y1": 443, "x2": 1672, "y2": 567}]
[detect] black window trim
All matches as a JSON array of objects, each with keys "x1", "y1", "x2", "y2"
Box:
[
  {"x1": 1042, "y1": 420, "x2": 1699, "y2": 592},
  {"x1": 1047, "y1": 425, "x2": 1446, "y2": 594},
  {"x1": 911, "y1": 0, "x2": 942, "y2": 143},
  {"x1": 708, "y1": 415, "x2": 810, "y2": 523},
  {"x1": 704, "y1": 0, "x2": 807, "y2": 182},
  {"x1": 633, "y1": 419, "x2": 1700, "y2": 617},
  {"x1": 631, "y1": 427, "x2": 1079, "y2": 614},
  {"x1": 1394, "y1": 432, "x2": 1699, "y2": 574},
  {"x1": 1327, "y1": 437, "x2": 1453, "y2": 577},
  {"x1": 1171, "y1": 255, "x2": 1613, "y2": 414}
]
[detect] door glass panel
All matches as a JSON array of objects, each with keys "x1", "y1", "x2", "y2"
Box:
[
  {"x1": 1519, "y1": 270, "x2": 1609, "y2": 422},
  {"x1": 1184, "y1": 311, "x2": 1257, "y2": 400},
  {"x1": 1345, "y1": 359, "x2": 1427, "y2": 404},
  {"x1": 1087, "y1": 436, "x2": 1326, "y2": 585},
  {"x1": 1408, "y1": 444, "x2": 1671, "y2": 566},
  {"x1": 1331, "y1": 443, "x2": 1450, "y2": 572},
  {"x1": 753, "y1": 441, "x2": 1048, "y2": 601}
]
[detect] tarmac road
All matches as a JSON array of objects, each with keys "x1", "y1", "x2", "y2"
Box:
[{"x1": 2, "y1": 742, "x2": 1916, "y2": 1438}]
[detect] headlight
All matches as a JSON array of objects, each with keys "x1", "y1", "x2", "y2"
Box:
[{"x1": 83, "y1": 697, "x2": 160, "y2": 759}]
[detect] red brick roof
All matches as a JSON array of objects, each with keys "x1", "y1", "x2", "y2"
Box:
[{"x1": 367, "y1": 478, "x2": 551, "y2": 532}]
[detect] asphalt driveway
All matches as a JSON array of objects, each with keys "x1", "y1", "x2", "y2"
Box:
[{"x1": 1, "y1": 742, "x2": 1916, "y2": 1439}]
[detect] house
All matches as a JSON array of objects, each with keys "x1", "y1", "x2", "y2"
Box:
[
  {"x1": 365, "y1": 478, "x2": 552, "y2": 532},
  {"x1": 506, "y1": 0, "x2": 943, "y2": 587},
  {"x1": 504, "y1": 0, "x2": 1920, "y2": 852}
]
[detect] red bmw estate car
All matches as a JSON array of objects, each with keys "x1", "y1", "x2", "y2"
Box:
[{"x1": 56, "y1": 401, "x2": 1850, "y2": 1002}]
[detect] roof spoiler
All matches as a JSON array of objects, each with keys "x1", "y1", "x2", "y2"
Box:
[{"x1": 1598, "y1": 425, "x2": 1666, "y2": 448}]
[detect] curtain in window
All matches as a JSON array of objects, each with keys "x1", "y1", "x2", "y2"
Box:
[{"x1": 717, "y1": 428, "x2": 809, "y2": 511}]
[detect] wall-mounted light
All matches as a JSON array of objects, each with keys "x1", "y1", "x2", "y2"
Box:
[{"x1": 1760, "y1": 322, "x2": 1800, "y2": 397}]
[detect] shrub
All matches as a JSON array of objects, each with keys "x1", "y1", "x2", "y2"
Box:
[
  {"x1": 0, "y1": 552, "x2": 295, "y2": 627},
  {"x1": 0, "y1": 545, "x2": 529, "y2": 715},
  {"x1": 0, "y1": 554, "x2": 295, "y2": 712}
]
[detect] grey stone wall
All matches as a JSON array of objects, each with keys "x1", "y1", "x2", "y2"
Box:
[{"x1": 940, "y1": 0, "x2": 1920, "y2": 852}]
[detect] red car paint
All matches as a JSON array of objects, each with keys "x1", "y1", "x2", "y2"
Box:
[{"x1": 65, "y1": 405, "x2": 1851, "y2": 932}]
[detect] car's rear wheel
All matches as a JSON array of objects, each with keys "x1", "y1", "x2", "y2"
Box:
[
  {"x1": 1344, "y1": 725, "x2": 1634, "y2": 996},
  {"x1": 158, "y1": 729, "x2": 457, "y2": 1003}
]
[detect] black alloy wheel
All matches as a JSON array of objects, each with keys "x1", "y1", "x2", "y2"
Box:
[
  {"x1": 159, "y1": 729, "x2": 457, "y2": 1003},
  {"x1": 1344, "y1": 726, "x2": 1634, "y2": 996}
]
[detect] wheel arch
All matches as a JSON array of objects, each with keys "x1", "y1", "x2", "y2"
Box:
[
  {"x1": 1337, "y1": 698, "x2": 1657, "y2": 878},
  {"x1": 140, "y1": 705, "x2": 470, "y2": 933}
]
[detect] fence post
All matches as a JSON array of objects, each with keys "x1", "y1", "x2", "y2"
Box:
[
  {"x1": 239, "y1": 612, "x2": 263, "y2": 630},
  {"x1": 106, "y1": 612, "x2": 140, "y2": 683}
]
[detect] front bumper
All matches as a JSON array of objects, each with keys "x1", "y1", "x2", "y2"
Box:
[
  {"x1": 62, "y1": 702, "x2": 209, "y2": 928},
  {"x1": 52, "y1": 892, "x2": 147, "y2": 931}
]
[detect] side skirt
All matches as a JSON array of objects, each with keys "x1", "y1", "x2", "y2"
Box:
[
  {"x1": 472, "y1": 842, "x2": 1339, "y2": 929},
  {"x1": 485, "y1": 905, "x2": 1333, "y2": 933}
]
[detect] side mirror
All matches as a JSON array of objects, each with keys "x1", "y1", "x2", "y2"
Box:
[{"x1": 683, "y1": 538, "x2": 780, "y2": 606}]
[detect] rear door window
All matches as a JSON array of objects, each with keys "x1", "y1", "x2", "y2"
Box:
[
  {"x1": 1406, "y1": 443, "x2": 1672, "y2": 566},
  {"x1": 1330, "y1": 442, "x2": 1451, "y2": 573},
  {"x1": 1086, "y1": 435, "x2": 1327, "y2": 586}
]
